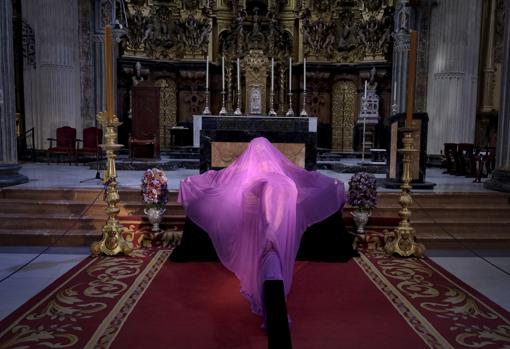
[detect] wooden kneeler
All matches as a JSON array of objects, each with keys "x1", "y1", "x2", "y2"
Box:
[{"x1": 264, "y1": 280, "x2": 292, "y2": 349}]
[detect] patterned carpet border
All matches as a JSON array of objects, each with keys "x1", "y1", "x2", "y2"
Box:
[
  {"x1": 0, "y1": 248, "x2": 172, "y2": 349},
  {"x1": 357, "y1": 250, "x2": 510, "y2": 349}
]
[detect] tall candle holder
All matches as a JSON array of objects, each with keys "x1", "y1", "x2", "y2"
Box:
[
  {"x1": 202, "y1": 89, "x2": 211, "y2": 115},
  {"x1": 383, "y1": 128, "x2": 425, "y2": 258},
  {"x1": 286, "y1": 92, "x2": 294, "y2": 116},
  {"x1": 384, "y1": 31, "x2": 425, "y2": 258},
  {"x1": 360, "y1": 98, "x2": 368, "y2": 163},
  {"x1": 300, "y1": 90, "x2": 308, "y2": 117},
  {"x1": 91, "y1": 25, "x2": 131, "y2": 257},
  {"x1": 269, "y1": 91, "x2": 277, "y2": 116},
  {"x1": 91, "y1": 113, "x2": 132, "y2": 256},
  {"x1": 219, "y1": 90, "x2": 227, "y2": 115},
  {"x1": 234, "y1": 89, "x2": 242, "y2": 115}
]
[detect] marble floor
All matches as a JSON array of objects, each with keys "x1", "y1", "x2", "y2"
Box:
[{"x1": 0, "y1": 162, "x2": 509, "y2": 322}]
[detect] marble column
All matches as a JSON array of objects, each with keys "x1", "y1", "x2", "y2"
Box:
[
  {"x1": 22, "y1": 0, "x2": 82, "y2": 149},
  {"x1": 485, "y1": 0, "x2": 510, "y2": 192},
  {"x1": 391, "y1": 0, "x2": 412, "y2": 114},
  {"x1": 425, "y1": 0, "x2": 482, "y2": 155},
  {"x1": 0, "y1": 0, "x2": 28, "y2": 186}
]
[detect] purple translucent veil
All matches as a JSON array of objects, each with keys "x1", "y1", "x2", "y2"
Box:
[{"x1": 178, "y1": 137, "x2": 345, "y2": 316}]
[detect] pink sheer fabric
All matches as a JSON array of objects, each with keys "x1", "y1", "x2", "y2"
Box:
[{"x1": 178, "y1": 137, "x2": 345, "y2": 316}]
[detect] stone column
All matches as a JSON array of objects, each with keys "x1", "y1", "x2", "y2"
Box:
[
  {"x1": 0, "y1": 0, "x2": 28, "y2": 186},
  {"x1": 22, "y1": 0, "x2": 82, "y2": 149},
  {"x1": 425, "y1": 0, "x2": 482, "y2": 155},
  {"x1": 485, "y1": 0, "x2": 510, "y2": 192},
  {"x1": 391, "y1": 0, "x2": 412, "y2": 114}
]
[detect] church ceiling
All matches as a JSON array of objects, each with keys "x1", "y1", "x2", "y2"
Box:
[{"x1": 115, "y1": 0, "x2": 394, "y2": 63}]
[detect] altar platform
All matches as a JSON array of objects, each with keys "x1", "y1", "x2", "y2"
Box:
[{"x1": 193, "y1": 115, "x2": 318, "y2": 173}]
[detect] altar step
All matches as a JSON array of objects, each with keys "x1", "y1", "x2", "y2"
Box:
[
  {"x1": 0, "y1": 188, "x2": 509, "y2": 249},
  {"x1": 367, "y1": 193, "x2": 510, "y2": 249}
]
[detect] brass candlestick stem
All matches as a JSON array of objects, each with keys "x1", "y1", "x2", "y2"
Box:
[
  {"x1": 300, "y1": 90, "x2": 308, "y2": 117},
  {"x1": 383, "y1": 128, "x2": 425, "y2": 257},
  {"x1": 219, "y1": 91, "x2": 227, "y2": 115},
  {"x1": 91, "y1": 112, "x2": 132, "y2": 256},
  {"x1": 202, "y1": 89, "x2": 211, "y2": 115},
  {"x1": 234, "y1": 89, "x2": 242, "y2": 115},
  {"x1": 286, "y1": 92, "x2": 294, "y2": 116},
  {"x1": 269, "y1": 91, "x2": 277, "y2": 116}
]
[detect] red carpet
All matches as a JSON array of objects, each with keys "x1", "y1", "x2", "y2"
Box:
[{"x1": 1, "y1": 248, "x2": 509, "y2": 349}]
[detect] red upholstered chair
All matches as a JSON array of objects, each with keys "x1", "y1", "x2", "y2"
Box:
[
  {"x1": 77, "y1": 127, "x2": 103, "y2": 163},
  {"x1": 47, "y1": 126, "x2": 77, "y2": 165}
]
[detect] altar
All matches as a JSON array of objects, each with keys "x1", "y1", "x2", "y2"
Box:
[{"x1": 193, "y1": 115, "x2": 318, "y2": 173}]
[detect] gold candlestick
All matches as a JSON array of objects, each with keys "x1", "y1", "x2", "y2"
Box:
[
  {"x1": 383, "y1": 30, "x2": 425, "y2": 258},
  {"x1": 383, "y1": 128, "x2": 425, "y2": 257},
  {"x1": 90, "y1": 26, "x2": 132, "y2": 256}
]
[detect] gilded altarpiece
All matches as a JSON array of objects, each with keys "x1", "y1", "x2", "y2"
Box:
[
  {"x1": 244, "y1": 50, "x2": 269, "y2": 114},
  {"x1": 113, "y1": 0, "x2": 394, "y2": 149},
  {"x1": 155, "y1": 79, "x2": 177, "y2": 149},
  {"x1": 332, "y1": 80, "x2": 357, "y2": 151}
]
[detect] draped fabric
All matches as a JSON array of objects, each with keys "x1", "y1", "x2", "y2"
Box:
[{"x1": 178, "y1": 137, "x2": 345, "y2": 315}]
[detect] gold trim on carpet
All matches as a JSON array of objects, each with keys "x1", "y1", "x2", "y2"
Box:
[
  {"x1": 84, "y1": 249, "x2": 172, "y2": 349},
  {"x1": 0, "y1": 257, "x2": 97, "y2": 349},
  {"x1": 355, "y1": 252, "x2": 454, "y2": 349},
  {"x1": 358, "y1": 250, "x2": 510, "y2": 348},
  {"x1": 0, "y1": 249, "x2": 172, "y2": 349}
]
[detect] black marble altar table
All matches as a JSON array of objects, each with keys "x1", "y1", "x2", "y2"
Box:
[{"x1": 193, "y1": 115, "x2": 318, "y2": 173}]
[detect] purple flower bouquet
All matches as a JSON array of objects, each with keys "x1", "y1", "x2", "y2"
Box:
[
  {"x1": 141, "y1": 168, "x2": 169, "y2": 209},
  {"x1": 348, "y1": 172, "x2": 377, "y2": 211}
]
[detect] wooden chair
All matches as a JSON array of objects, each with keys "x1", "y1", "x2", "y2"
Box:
[
  {"x1": 443, "y1": 143, "x2": 458, "y2": 175},
  {"x1": 47, "y1": 126, "x2": 77, "y2": 165},
  {"x1": 129, "y1": 86, "x2": 160, "y2": 159},
  {"x1": 76, "y1": 127, "x2": 103, "y2": 163},
  {"x1": 457, "y1": 143, "x2": 474, "y2": 176}
]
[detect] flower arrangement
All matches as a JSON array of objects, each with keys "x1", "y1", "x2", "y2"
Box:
[
  {"x1": 141, "y1": 168, "x2": 168, "y2": 209},
  {"x1": 348, "y1": 171, "x2": 377, "y2": 211}
]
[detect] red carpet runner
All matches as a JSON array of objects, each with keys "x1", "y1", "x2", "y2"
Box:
[{"x1": 1, "y1": 248, "x2": 509, "y2": 349}]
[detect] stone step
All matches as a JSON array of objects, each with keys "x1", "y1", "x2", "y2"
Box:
[
  {"x1": 0, "y1": 188, "x2": 180, "y2": 202},
  {"x1": 0, "y1": 213, "x2": 185, "y2": 230},
  {"x1": 1, "y1": 188, "x2": 508, "y2": 249},
  {"x1": 0, "y1": 199, "x2": 184, "y2": 216}
]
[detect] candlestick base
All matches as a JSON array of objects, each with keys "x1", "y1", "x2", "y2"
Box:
[
  {"x1": 268, "y1": 109, "x2": 277, "y2": 116},
  {"x1": 219, "y1": 107, "x2": 227, "y2": 115},
  {"x1": 234, "y1": 107, "x2": 242, "y2": 116}
]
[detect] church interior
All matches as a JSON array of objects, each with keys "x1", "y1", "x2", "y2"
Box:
[{"x1": 1, "y1": 0, "x2": 510, "y2": 348}]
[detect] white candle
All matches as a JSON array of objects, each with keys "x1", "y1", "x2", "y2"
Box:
[
  {"x1": 364, "y1": 80, "x2": 367, "y2": 98},
  {"x1": 237, "y1": 57, "x2": 240, "y2": 92},
  {"x1": 222, "y1": 56, "x2": 225, "y2": 91},
  {"x1": 303, "y1": 58, "x2": 306, "y2": 91},
  {"x1": 271, "y1": 57, "x2": 274, "y2": 93},
  {"x1": 289, "y1": 57, "x2": 292, "y2": 92},
  {"x1": 205, "y1": 56, "x2": 209, "y2": 90},
  {"x1": 393, "y1": 81, "x2": 397, "y2": 102}
]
